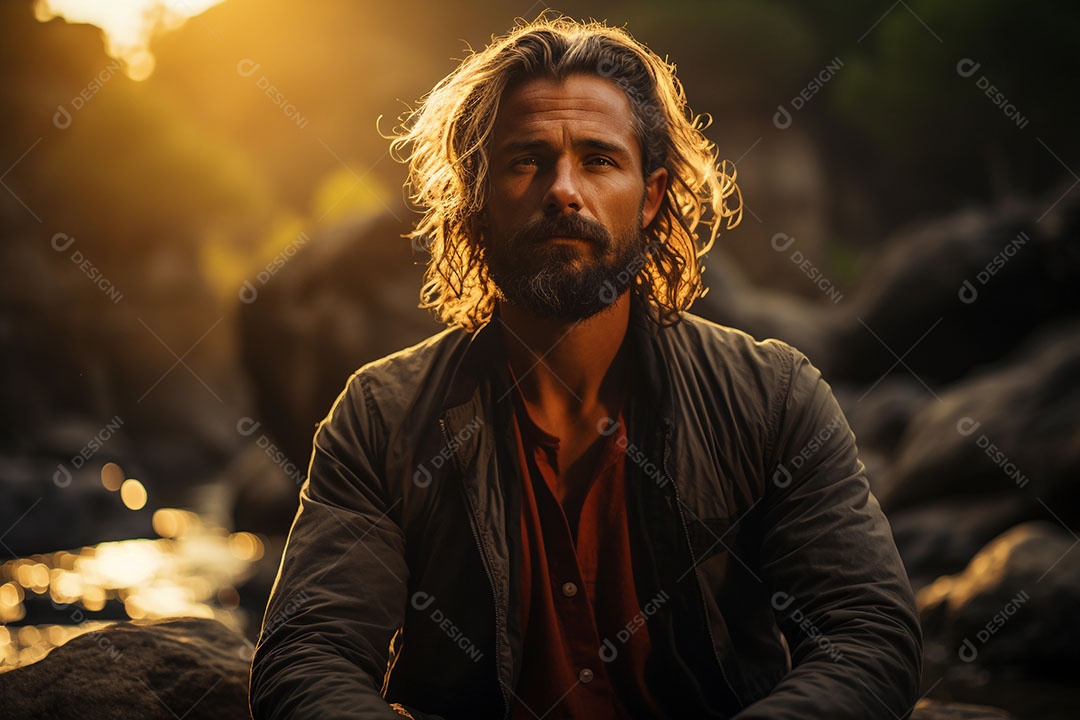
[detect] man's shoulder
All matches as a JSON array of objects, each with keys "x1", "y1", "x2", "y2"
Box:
[
  {"x1": 342, "y1": 325, "x2": 469, "y2": 403},
  {"x1": 665, "y1": 309, "x2": 802, "y2": 383},
  {"x1": 323, "y1": 324, "x2": 474, "y2": 434},
  {"x1": 356, "y1": 325, "x2": 467, "y2": 381}
]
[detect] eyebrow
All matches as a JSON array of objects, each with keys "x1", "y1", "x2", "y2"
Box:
[{"x1": 497, "y1": 137, "x2": 632, "y2": 158}]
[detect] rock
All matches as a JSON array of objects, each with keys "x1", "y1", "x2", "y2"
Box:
[
  {"x1": 889, "y1": 495, "x2": 1030, "y2": 591},
  {"x1": 917, "y1": 522, "x2": 1080, "y2": 671},
  {"x1": 237, "y1": 211, "x2": 441, "y2": 473},
  {"x1": 911, "y1": 698, "x2": 1015, "y2": 719},
  {"x1": 833, "y1": 376, "x2": 935, "y2": 455},
  {"x1": 0, "y1": 617, "x2": 250, "y2": 720},
  {"x1": 878, "y1": 322, "x2": 1080, "y2": 516},
  {"x1": 226, "y1": 440, "x2": 303, "y2": 537},
  {"x1": 697, "y1": 247, "x2": 833, "y2": 369},
  {"x1": 825, "y1": 185, "x2": 1080, "y2": 385},
  {"x1": 0, "y1": 224, "x2": 244, "y2": 518}
]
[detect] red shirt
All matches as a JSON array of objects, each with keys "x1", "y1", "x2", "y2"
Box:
[{"x1": 508, "y1": 367, "x2": 667, "y2": 720}]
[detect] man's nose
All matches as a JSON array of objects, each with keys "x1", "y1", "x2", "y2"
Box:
[{"x1": 543, "y1": 157, "x2": 583, "y2": 214}]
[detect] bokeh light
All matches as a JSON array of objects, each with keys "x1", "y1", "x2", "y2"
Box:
[{"x1": 119, "y1": 478, "x2": 147, "y2": 510}]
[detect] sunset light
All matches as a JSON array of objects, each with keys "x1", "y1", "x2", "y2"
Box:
[{"x1": 33, "y1": 0, "x2": 227, "y2": 80}]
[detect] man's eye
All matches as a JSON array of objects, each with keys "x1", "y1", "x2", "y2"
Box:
[
  {"x1": 587, "y1": 157, "x2": 615, "y2": 167},
  {"x1": 514, "y1": 157, "x2": 538, "y2": 167}
]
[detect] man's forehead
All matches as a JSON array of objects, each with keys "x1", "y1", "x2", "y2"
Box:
[{"x1": 492, "y1": 74, "x2": 636, "y2": 144}]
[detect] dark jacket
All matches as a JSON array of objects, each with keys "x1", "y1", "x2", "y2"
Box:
[{"x1": 249, "y1": 298, "x2": 923, "y2": 719}]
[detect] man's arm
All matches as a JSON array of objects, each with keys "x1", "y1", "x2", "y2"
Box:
[
  {"x1": 733, "y1": 347, "x2": 923, "y2": 719},
  {"x1": 248, "y1": 373, "x2": 442, "y2": 720}
]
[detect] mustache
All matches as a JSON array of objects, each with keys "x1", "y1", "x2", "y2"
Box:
[{"x1": 511, "y1": 213, "x2": 611, "y2": 248}]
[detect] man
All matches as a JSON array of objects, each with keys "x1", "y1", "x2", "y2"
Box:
[{"x1": 249, "y1": 15, "x2": 922, "y2": 720}]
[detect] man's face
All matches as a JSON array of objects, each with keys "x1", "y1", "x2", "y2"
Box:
[{"x1": 481, "y1": 73, "x2": 667, "y2": 321}]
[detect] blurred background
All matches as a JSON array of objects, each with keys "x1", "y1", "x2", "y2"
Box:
[{"x1": 1, "y1": 1, "x2": 1078, "y2": 717}]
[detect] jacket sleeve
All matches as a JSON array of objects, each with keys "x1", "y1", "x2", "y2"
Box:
[
  {"x1": 248, "y1": 373, "x2": 445, "y2": 720},
  {"x1": 732, "y1": 346, "x2": 923, "y2": 720}
]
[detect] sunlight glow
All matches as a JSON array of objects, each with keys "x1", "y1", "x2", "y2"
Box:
[
  {"x1": 0, "y1": 512, "x2": 264, "y2": 671},
  {"x1": 33, "y1": 0, "x2": 227, "y2": 80}
]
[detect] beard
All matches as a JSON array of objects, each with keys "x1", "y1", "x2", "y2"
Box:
[{"x1": 483, "y1": 205, "x2": 646, "y2": 322}]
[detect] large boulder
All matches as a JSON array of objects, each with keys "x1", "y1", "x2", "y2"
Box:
[
  {"x1": 918, "y1": 522, "x2": 1080, "y2": 671},
  {"x1": 237, "y1": 211, "x2": 440, "y2": 475},
  {"x1": 0, "y1": 617, "x2": 251, "y2": 719},
  {"x1": 1, "y1": 224, "x2": 244, "y2": 522},
  {"x1": 824, "y1": 184, "x2": 1080, "y2": 385},
  {"x1": 878, "y1": 322, "x2": 1080, "y2": 517},
  {"x1": 833, "y1": 376, "x2": 935, "y2": 456},
  {"x1": 697, "y1": 246, "x2": 833, "y2": 368},
  {"x1": 915, "y1": 522, "x2": 1080, "y2": 719},
  {"x1": 889, "y1": 494, "x2": 1029, "y2": 591}
]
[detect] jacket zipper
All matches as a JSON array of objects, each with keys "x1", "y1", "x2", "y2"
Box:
[
  {"x1": 441, "y1": 416, "x2": 513, "y2": 719},
  {"x1": 661, "y1": 418, "x2": 743, "y2": 711}
]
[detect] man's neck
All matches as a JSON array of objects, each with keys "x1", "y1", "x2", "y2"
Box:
[{"x1": 498, "y1": 292, "x2": 631, "y2": 424}]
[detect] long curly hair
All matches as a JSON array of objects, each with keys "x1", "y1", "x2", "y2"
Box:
[{"x1": 388, "y1": 14, "x2": 742, "y2": 331}]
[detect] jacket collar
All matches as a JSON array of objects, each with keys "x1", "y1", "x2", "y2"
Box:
[{"x1": 438, "y1": 293, "x2": 675, "y2": 425}]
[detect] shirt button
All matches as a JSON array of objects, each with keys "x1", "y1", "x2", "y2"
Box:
[
  {"x1": 578, "y1": 668, "x2": 594, "y2": 684},
  {"x1": 561, "y1": 582, "x2": 578, "y2": 597}
]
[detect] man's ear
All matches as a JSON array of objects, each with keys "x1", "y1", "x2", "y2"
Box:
[{"x1": 641, "y1": 167, "x2": 668, "y2": 228}]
